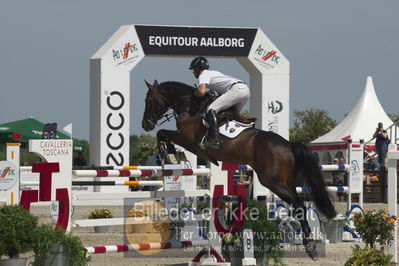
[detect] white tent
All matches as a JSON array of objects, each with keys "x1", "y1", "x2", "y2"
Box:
[{"x1": 312, "y1": 76, "x2": 397, "y2": 145}]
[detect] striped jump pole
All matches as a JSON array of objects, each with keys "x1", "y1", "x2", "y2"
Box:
[
  {"x1": 319, "y1": 164, "x2": 351, "y2": 171},
  {"x1": 296, "y1": 186, "x2": 349, "y2": 193},
  {"x1": 72, "y1": 168, "x2": 211, "y2": 178},
  {"x1": 20, "y1": 165, "x2": 164, "y2": 172},
  {"x1": 85, "y1": 240, "x2": 209, "y2": 254},
  {"x1": 20, "y1": 181, "x2": 164, "y2": 187},
  {"x1": 238, "y1": 164, "x2": 351, "y2": 172},
  {"x1": 114, "y1": 165, "x2": 163, "y2": 170},
  {"x1": 72, "y1": 180, "x2": 163, "y2": 186}
]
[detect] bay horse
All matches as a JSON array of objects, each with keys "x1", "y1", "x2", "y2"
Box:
[{"x1": 141, "y1": 80, "x2": 336, "y2": 259}]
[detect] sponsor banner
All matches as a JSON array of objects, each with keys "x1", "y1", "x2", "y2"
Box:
[
  {"x1": 0, "y1": 161, "x2": 18, "y2": 190},
  {"x1": 248, "y1": 30, "x2": 288, "y2": 72},
  {"x1": 98, "y1": 25, "x2": 145, "y2": 71},
  {"x1": 259, "y1": 75, "x2": 289, "y2": 139},
  {"x1": 135, "y1": 25, "x2": 257, "y2": 56},
  {"x1": 99, "y1": 63, "x2": 130, "y2": 168},
  {"x1": 29, "y1": 139, "x2": 73, "y2": 202},
  {"x1": 349, "y1": 145, "x2": 363, "y2": 193}
]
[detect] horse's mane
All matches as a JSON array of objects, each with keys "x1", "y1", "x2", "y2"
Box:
[
  {"x1": 159, "y1": 81, "x2": 195, "y2": 94},
  {"x1": 158, "y1": 81, "x2": 211, "y2": 115}
]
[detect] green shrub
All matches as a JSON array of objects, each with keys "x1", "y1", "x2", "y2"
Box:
[
  {"x1": 243, "y1": 199, "x2": 283, "y2": 265},
  {"x1": 0, "y1": 205, "x2": 38, "y2": 258},
  {"x1": 222, "y1": 199, "x2": 283, "y2": 265},
  {"x1": 351, "y1": 208, "x2": 396, "y2": 250},
  {"x1": 345, "y1": 245, "x2": 393, "y2": 266},
  {"x1": 32, "y1": 224, "x2": 90, "y2": 266}
]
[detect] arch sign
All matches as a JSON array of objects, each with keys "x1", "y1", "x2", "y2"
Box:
[{"x1": 90, "y1": 24, "x2": 289, "y2": 168}]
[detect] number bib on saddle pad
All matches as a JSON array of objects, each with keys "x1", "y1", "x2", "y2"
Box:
[{"x1": 218, "y1": 120, "x2": 255, "y2": 138}]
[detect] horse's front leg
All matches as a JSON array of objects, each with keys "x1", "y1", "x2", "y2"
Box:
[
  {"x1": 157, "y1": 129, "x2": 219, "y2": 165},
  {"x1": 157, "y1": 129, "x2": 193, "y2": 159}
]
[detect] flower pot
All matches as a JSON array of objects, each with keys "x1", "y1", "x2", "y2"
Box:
[
  {"x1": 127, "y1": 223, "x2": 148, "y2": 233},
  {"x1": 0, "y1": 258, "x2": 27, "y2": 266},
  {"x1": 44, "y1": 244, "x2": 69, "y2": 266},
  {"x1": 94, "y1": 226, "x2": 109, "y2": 233},
  {"x1": 228, "y1": 248, "x2": 243, "y2": 266},
  {"x1": 324, "y1": 221, "x2": 344, "y2": 243}
]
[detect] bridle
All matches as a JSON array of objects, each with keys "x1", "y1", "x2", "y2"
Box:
[{"x1": 145, "y1": 88, "x2": 192, "y2": 126}]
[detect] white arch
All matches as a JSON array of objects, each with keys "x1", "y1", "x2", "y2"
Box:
[{"x1": 89, "y1": 24, "x2": 290, "y2": 171}]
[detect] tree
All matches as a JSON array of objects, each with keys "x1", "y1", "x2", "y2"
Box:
[
  {"x1": 388, "y1": 114, "x2": 399, "y2": 124},
  {"x1": 289, "y1": 108, "x2": 337, "y2": 144},
  {"x1": 130, "y1": 134, "x2": 158, "y2": 165},
  {"x1": 72, "y1": 139, "x2": 89, "y2": 166}
]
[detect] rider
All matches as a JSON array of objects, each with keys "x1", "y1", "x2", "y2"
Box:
[{"x1": 189, "y1": 56, "x2": 250, "y2": 148}]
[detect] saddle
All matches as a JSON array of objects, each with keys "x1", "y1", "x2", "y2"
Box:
[
  {"x1": 216, "y1": 110, "x2": 257, "y2": 126},
  {"x1": 201, "y1": 109, "x2": 256, "y2": 142},
  {"x1": 197, "y1": 93, "x2": 256, "y2": 144}
]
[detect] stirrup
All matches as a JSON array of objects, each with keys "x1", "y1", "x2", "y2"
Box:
[{"x1": 205, "y1": 139, "x2": 220, "y2": 149}]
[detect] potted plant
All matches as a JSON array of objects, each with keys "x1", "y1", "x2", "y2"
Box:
[
  {"x1": 345, "y1": 245, "x2": 393, "y2": 266},
  {"x1": 88, "y1": 208, "x2": 113, "y2": 233},
  {"x1": 32, "y1": 224, "x2": 90, "y2": 266},
  {"x1": 221, "y1": 233, "x2": 243, "y2": 266},
  {"x1": 0, "y1": 205, "x2": 38, "y2": 266},
  {"x1": 222, "y1": 199, "x2": 284, "y2": 265},
  {"x1": 351, "y1": 208, "x2": 396, "y2": 250},
  {"x1": 127, "y1": 208, "x2": 148, "y2": 234},
  {"x1": 345, "y1": 208, "x2": 396, "y2": 265}
]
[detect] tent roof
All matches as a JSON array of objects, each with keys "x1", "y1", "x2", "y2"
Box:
[
  {"x1": 0, "y1": 117, "x2": 83, "y2": 151},
  {"x1": 311, "y1": 76, "x2": 396, "y2": 144}
]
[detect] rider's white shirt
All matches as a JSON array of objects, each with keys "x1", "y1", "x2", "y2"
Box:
[{"x1": 198, "y1": 70, "x2": 241, "y2": 94}]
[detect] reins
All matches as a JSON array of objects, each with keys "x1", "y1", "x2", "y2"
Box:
[{"x1": 148, "y1": 83, "x2": 194, "y2": 126}]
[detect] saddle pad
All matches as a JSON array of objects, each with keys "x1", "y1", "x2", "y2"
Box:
[{"x1": 219, "y1": 120, "x2": 254, "y2": 139}]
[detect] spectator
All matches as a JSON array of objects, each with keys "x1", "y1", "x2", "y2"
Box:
[
  {"x1": 367, "y1": 156, "x2": 381, "y2": 172},
  {"x1": 333, "y1": 157, "x2": 346, "y2": 202},
  {"x1": 73, "y1": 152, "x2": 87, "y2": 167},
  {"x1": 332, "y1": 158, "x2": 345, "y2": 184},
  {"x1": 141, "y1": 153, "x2": 162, "y2": 191},
  {"x1": 373, "y1": 122, "x2": 390, "y2": 166},
  {"x1": 238, "y1": 171, "x2": 253, "y2": 199}
]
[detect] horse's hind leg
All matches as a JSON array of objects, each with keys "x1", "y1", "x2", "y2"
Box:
[{"x1": 268, "y1": 183, "x2": 317, "y2": 260}]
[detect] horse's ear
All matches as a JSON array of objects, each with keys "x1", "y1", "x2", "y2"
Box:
[
  {"x1": 154, "y1": 80, "x2": 159, "y2": 87},
  {"x1": 144, "y1": 79, "x2": 152, "y2": 89}
]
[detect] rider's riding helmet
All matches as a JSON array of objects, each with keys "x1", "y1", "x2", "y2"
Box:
[{"x1": 189, "y1": 56, "x2": 209, "y2": 70}]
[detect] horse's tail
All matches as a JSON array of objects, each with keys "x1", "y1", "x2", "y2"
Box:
[{"x1": 291, "y1": 142, "x2": 337, "y2": 219}]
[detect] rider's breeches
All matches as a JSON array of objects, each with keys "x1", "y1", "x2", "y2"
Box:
[{"x1": 207, "y1": 83, "x2": 250, "y2": 113}]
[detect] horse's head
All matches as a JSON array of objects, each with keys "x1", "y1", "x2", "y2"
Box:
[{"x1": 142, "y1": 80, "x2": 170, "y2": 131}]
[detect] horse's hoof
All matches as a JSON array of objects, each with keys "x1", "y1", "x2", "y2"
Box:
[
  {"x1": 304, "y1": 239, "x2": 318, "y2": 260},
  {"x1": 166, "y1": 154, "x2": 179, "y2": 164}
]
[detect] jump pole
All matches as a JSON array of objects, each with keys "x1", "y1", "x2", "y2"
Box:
[
  {"x1": 85, "y1": 240, "x2": 209, "y2": 254},
  {"x1": 21, "y1": 180, "x2": 164, "y2": 187}
]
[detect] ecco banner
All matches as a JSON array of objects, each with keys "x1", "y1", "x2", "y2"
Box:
[{"x1": 135, "y1": 25, "x2": 257, "y2": 56}]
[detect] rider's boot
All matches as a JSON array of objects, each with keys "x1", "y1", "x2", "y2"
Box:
[{"x1": 206, "y1": 109, "x2": 221, "y2": 149}]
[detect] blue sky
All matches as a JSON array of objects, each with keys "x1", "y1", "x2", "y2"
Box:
[{"x1": 1, "y1": 0, "x2": 398, "y2": 140}]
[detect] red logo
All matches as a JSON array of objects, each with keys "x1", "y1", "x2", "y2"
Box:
[
  {"x1": 123, "y1": 42, "x2": 131, "y2": 59},
  {"x1": 1, "y1": 167, "x2": 11, "y2": 178},
  {"x1": 261, "y1": 50, "x2": 277, "y2": 61}
]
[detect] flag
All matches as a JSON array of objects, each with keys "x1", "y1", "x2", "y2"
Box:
[
  {"x1": 11, "y1": 133, "x2": 21, "y2": 140},
  {"x1": 63, "y1": 123, "x2": 72, "y2": 137},
  {"x1": 341, "y1": 135, "x2": 351, "y2": 141}
]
